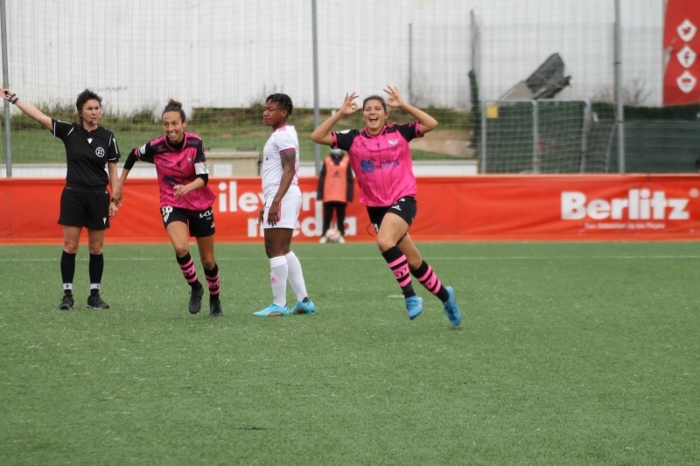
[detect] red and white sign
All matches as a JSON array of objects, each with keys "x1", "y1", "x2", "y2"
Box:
[
  {"x1": 2, "y1": 175, "x2": 700, "y2": 243},
  {"x1": 664, "y1": 0, "x2": 700, "y2": 105}
]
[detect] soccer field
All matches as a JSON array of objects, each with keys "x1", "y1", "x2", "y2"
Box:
[{"x1": 1, "y1": 242, "x2": 698, "y2": 465}]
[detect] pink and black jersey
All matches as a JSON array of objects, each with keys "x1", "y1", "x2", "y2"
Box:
[
  {"x1": 133, "y1": 132, "x2": 216, "y2": 211},
  {"x1": 332, "y1": 122, "x2": 421, "y2": 207}
]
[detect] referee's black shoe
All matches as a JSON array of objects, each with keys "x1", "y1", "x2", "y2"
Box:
[
  {"x1": 189, "y1": 286, "x2": 204, "y2": 314},
  {"x1": 87, "y1": 294, "x2": 110, "y2": 309},
  {"x1": 209, "y1": 299, "x2": 223, "y2": 317},
  {"x1": 59, "y1": 294, "x2": 74, "y2": 310}
]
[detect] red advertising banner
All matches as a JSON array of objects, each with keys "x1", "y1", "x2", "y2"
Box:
[
  {"x1": 1, "y1": 175, "x2": 700, "y2": 244},
  {"x1": 664, "y1": 0, "x2": 700, "y2": 105}
]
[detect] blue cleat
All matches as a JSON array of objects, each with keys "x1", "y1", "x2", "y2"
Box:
[
  {"x1": 291, "y1": 299, "x2": 316, "y2": 315},
  {"x1": 405, "y1": 295, "x2": 424, "y2": 320},
  {"x1": 253, "y1": 303, "x2": 288, "y2": 317},
  {"x1": 442, "y1": 286, "x2": 461, "y2": 326}
]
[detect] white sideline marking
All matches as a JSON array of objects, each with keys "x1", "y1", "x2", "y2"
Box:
[{"x1": 2, "y1": 255, "x2": 700, "y2": 263}]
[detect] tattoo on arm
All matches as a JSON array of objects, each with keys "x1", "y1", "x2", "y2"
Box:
[{"x1": 280, "y1": 151, "x2": 296, "y2": 169}]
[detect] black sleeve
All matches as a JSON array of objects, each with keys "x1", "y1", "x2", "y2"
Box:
[
  {"x1": 194, "y1": 139, "x2": 207, "y2": 163},
  {"x1": 134, "y1": 141, "x2": 157, "y2": 164},
  {"x1": 51, "y1": 120, "x2": 73, "y2": 140},
  {"x1": 107, "y1": 132, "x2": 120, "y2": 162},
  {"x1": 396, "y1": 121, "x2": 420, "y2": 143},
  {"x1": 333, "y1": 129, "x2": 360, "y2": 152},
  {"x1": 123, "y1": 150, "x2": 139, "y2": 170},
  {"x1": 317, "y1": 163, "x2": 326, "y2": 200},
  {"x1": 196, "y1": 173, "x2": 209, "y2": 186}
]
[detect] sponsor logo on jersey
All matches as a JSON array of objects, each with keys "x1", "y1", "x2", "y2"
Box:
[
  {"x1": 361, "y1": 160, "x2": 375, "y2": 173},
  {"x1": 379, "y1": 159, "x2": 399, "y2": 169}
]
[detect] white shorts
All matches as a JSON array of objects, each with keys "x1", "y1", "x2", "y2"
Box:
[{"x1": 263, "y1": 195, "x2": 302, "y2": 229}]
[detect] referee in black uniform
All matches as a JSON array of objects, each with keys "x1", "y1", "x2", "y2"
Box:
[{"x1": 2, "y1": 88, "x2": 120, "y2": 310}]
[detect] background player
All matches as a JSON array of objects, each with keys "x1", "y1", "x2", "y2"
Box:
[
  {"x1": 1, "y1": 87, "x2": 119, "y2": 310},
  {"x1": 317, "y1": 148, "x2": 354, "y2": 243},
  {"x1": 310, "y1": 86, "x2": 462, "y2": 326}
]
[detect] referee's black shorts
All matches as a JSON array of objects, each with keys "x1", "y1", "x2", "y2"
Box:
[{"x1": 58, "y1": 185, "x2": 111, "y2": 230}]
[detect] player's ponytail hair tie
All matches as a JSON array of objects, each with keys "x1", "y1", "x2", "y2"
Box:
[{"x1": 163, "y1": 98, "x2": 187, "y2": 122}]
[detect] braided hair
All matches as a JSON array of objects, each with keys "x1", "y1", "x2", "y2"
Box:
[{"x1": 266, "y1": 93, "x2": 293, "y2": 116}]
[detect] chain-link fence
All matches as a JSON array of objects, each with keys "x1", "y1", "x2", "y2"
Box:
[{"x1": 1, "y1": 0, "x2": 691, "y2": 176}]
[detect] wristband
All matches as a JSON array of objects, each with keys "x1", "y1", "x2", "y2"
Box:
[
  {"x1": 9, "y1": 95, "x2": 18, "y2": 104},
  {"x1": 110, "y1": 198, "x2": 118, "y2": 203}
]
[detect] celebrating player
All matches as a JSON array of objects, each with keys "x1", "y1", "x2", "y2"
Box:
[
  {"x1": 310, "y1": 86, "x2": 462, "y2": 325},
  {"x1": 1, "y1": 88, "x2": 119, "y2": 310},
  {"x1": 112, "y1": 99, "x2": 222, "y2": 317},
  {"x1": 253, "y1": 93, "x2": 315, "y2": 317}
]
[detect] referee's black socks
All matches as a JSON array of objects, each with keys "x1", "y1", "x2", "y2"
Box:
[{"x1": 61, "y1": 251, "x2": 77, "y2": 292}]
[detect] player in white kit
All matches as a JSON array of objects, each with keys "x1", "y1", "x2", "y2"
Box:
[{"x1": 253, "y1": 93, "x2": 316, "y2": 317}]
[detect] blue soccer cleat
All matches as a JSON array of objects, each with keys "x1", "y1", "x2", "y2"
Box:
[
  {"x1": 253, "y1": 303, "x2": 288, "y2": 317},
  {"x1": 405, "y1": 295, "x2": 424, "y2": 320},
  {"x1": 291, "y1": 299, "x2": 316, "y2": 315},
  {"x1": 442, "y1": 286, "x2": 461, "y2": 326}
]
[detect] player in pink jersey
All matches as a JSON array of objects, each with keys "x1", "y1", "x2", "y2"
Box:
[
  {"x1": 253, "y1": 93, "x2": 315, "y2": 317},
  {"x1": 113, "y1": 100, "x2": 223, "y2": 317},
  {"x1": 311, "y1": 86, "x2": 461, "y2": 326}
]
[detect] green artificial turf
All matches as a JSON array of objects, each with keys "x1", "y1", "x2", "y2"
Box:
[{"x1": 1, "y1": 242, "x2": 698, "y2": 465}]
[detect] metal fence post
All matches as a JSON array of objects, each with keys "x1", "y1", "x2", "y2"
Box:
[
  {"x1": 311, "y1": 0, "x2": 321, "y2": 175},
  {"x1": 532, "y1": 100, "x2": 539, "y2": 174},
  {"x1": 480, "y1": 100, "x2": 487, "y2": 174},
  {"x1": 1, "y1": 0, "x2": 12, "y2": 177},
  {"x1": 614, "y1": 0, "x2": 625, "y2": 173}
]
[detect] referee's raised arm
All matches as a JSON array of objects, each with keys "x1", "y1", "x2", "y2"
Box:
[{"x1": 0, "y1": 88, "x2": 53, "y2": 131}]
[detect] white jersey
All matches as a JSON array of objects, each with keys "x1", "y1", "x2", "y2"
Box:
[{"x1": 261, "y1": 124, "x2": 301, "y2": 202}]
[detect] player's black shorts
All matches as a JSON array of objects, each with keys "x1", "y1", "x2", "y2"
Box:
[
  {"x1": 58, "y1": 185, "x2": 110, "y2": 230},
  {"x1": 160, "y1": 206, "x2": 215, "y2": 238},
  {"x1": 366, "y1": 196, "x2": 417, "y2": 232}
]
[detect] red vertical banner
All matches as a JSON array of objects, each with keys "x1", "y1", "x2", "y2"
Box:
[{"x1": 664, "y1": 0, "x2": 700, "y2": 105}]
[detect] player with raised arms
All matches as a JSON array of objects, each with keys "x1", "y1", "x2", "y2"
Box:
[{"x1": 310, "y1": 86, "x2": 462, "y2": 325}]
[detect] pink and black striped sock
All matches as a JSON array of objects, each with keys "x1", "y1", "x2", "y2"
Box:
[
  {"x1": 176, "y1": 253, "x2": 201, "y2": 289},
  {"x1": 411, "y1": 260, "x2": 450, "y2": 302},
  {"x1": 381, "y1": 246, "x2": 415, "y2": 298},
  {"x1": 204, "y1": 263, "x2": 220, "y2": 302}
]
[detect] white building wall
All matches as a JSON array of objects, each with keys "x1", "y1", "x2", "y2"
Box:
[{"x1": 3, "y1": 0, "x2": 664, "y2": 112}]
